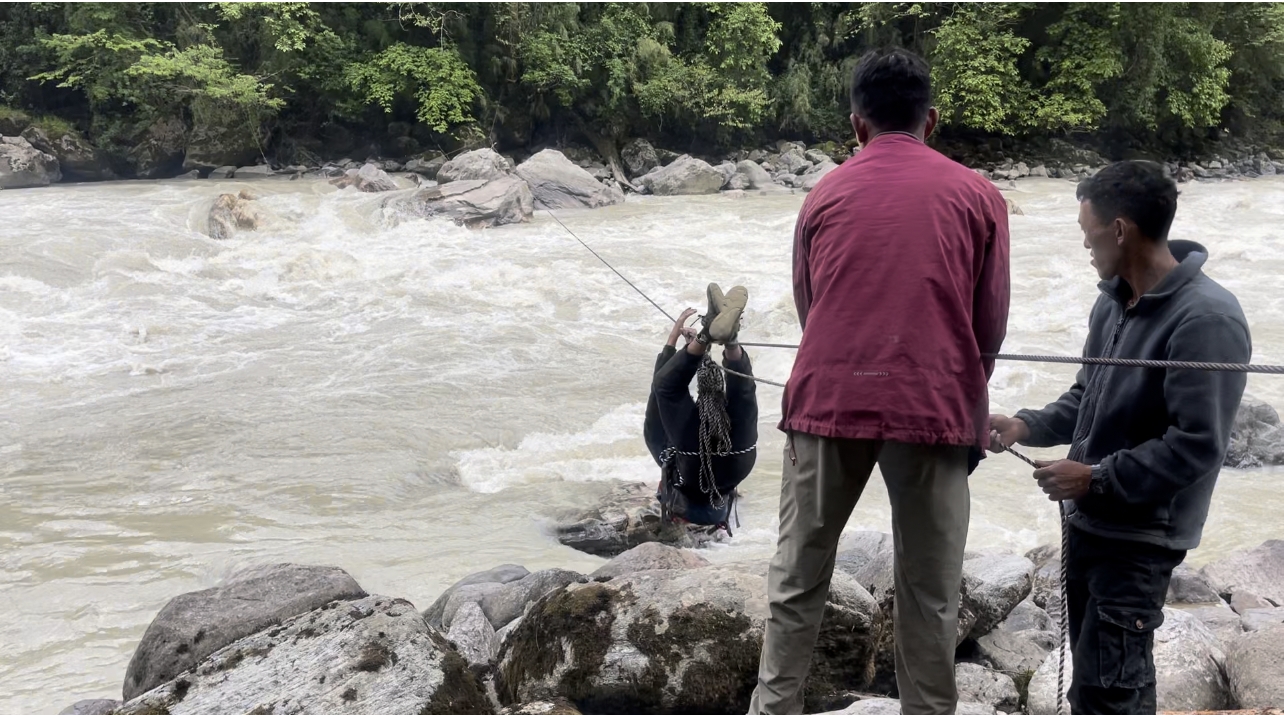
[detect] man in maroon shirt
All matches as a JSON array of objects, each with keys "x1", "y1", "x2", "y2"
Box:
[{"x1": 749, "y1": 49, "x2": 1010, "y2": 715}]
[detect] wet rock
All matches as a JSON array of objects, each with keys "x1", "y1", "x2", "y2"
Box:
[
  {"x1": 495, "y1": 562, "x2": 880, "y2": 714},
  {"x1": 331, "y1": 162, "x2": 398, "y2": 192},
  {"x1": 122, "y1": 563, "x2": 367, "y2": 700},
  {"x1": 116, "y1": 595, "x2": 493, "y2": 715},
  {"x1": 1225, "y1": 396, "x2": 1284, "y2": 468},
  {"x1": 498, "y1": 700, "x2": 583, "y2": 715},
  {"x1": 20, "y1": 125, "x2": 112, "y2": 181},
  {"x1": 423, "y1": 564, "x2": 530, "y2": 631},
  {"x1": 406, "y1": 154, "x2": 447, "y2": 180},
  {"x1": 207, "y1": 189, "x2": 264, "y2": 240},
  {"x1": 726, "y1": 173, "x2": 752, "y2": 191},
  {"x1": 1167, "y1": 563, "x2": 1224, "y2": 604},
  {"x1": 589, "y1": 542, "x2": 710, "y2": 580},
  {"x1": 437, "y1": 148, "x2": 514, "y2": 184},
  {"x1": 448, "y1": 600, "x2": 499, "y2": 669},
  {"x1": 58, "y1": 700, "x2": 120, "y2": 715},
  {"x1": 1241, "y1": 606, "x2": 1284, "y2": 632},
  {"x1": 636, "y1": 154, "x2": 725, "y2": 196},
  {"x1": 799, "y1": 160, "x2": 839, "y2": 192},
  {"x1": 0, "y1": 135, "x2": 61, "y2": 188},
  {"x1": 385, "y1": 176, "x2": 534, "y2": 229},
  {"x1": 1202, "y1": 540, "x2": 1284, "y2": 606},
  {"x1": 514, "y1": 149, "x2": 624, "y2": 210},
  {"x1": 1005, "y1": 197, "x2": 1024, "y2": 215},
  {"x1": 480, "y1": 569, "x2": 586, "y2": 630},
  {"x1": 209, "y1": 165, "x2": 236, "y2": 179},
  {"x1": 1226, "y1": 623, "x2": 1284, "y2": 707},
  {"x1": 235, "y1": 164, "x2": 275, "y2": 178},
  {"x1": 183, "y1": 123, "x2": 261, "y2": 174},
  {"x1": 955, "y1": 663, "x2": 1019, "y2": 710},
  {"x1": 554, "y1": 482, "x2": 718, "y2": 557}
]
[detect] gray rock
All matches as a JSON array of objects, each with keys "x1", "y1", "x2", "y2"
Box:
[
  {"x1": 636, "y1": 154, "x2": 726, "y2": 195},
  {"x1": 1028, "y1": 165, "x2": 1048, "y2": 178},
  {"x1": 437, "y1": 148, "x2": 514, "y2": 184},
  {"x1": 480, "y1": 568, "x2": 586, "y2": 629},
  {"x1": 805, "y1": 148, "x2": 831, "y2": 165},
  {"x1": 174, "y1": 169, "x2": 200, "y2": 180},
  {"x1": 447, "y1": 600, "x2": 498, "y2": 668},
  {"x1": 1225, "y1": 396, "x2": 1284, "y2": 467},
  {"x1": 498, "y1": 700, "x2": 583, "y2": 715},
  {"x1": 955, "y1": 663, "x2": 1019, "y2": 709},
  {"x1": 183, "y1": 122, "x2": 261, "y2": 174},
  {"x1": 835, "y1": 531, "x2": 896, "y2": 593},
  {"x1": 799, "y1": 160, "x2": 839, "y2": 191},
  {"x1": 963, "y1": 553, "x2": 1035, "y2": 638},
  {"x1": 116, "y1": 595, "x2": 492, "y2": 715},
  {"x1": 423, "y1": 564, "x2": 529, "y2": 629},
  {"x1": 1153, "y1": 608, "x2": 1231, "y2": 711},
  {"x1": 58, "y1": 700, "x2": 120, "y2": 715},
  {"x1": 621, "y1": 139, "x2": 659, "y2": 178},
  {"x1": 495, "y1": 562, "x2": 881, "y2": 714},
  {"x1": 996, "y1": 598, "x2": 1055, "y2": 633},
  {"x1": 0, "y1": 135, "x2": 61, "y2": 188},
  {"x1": 514, "y1": 149, "x2": 625, "y2": 210},
  {"x1": 727, "y1": 173, "x2": 752, "y2": 191},
  {"x1": 554, "y1": 482, "x2": 718, "y2": 557},
  {"x1": 1203, "y1": 540, "x2": 1284, "y2": 605},
  {"x1": 1167, "y1": 562, "x2": 1224, "y2": 604},
  {"x1": 1005, "y1": 197, "x2": 1024, "y2": 215},
  {"x1": 207, "y1": 190, "x2": 263, "y2": 240},
  {"x1": 405, "y1": 154, "x2": 447, "y2": 180},
  {"x1": 495, "y1": 615, "x2": 523, "y2": 649},
  {"x1": 122, "y1": 563, "x2": 367, "y2": 700},
  {"x1": 590, "y1": 542, "x2": 710, "y2": 580},
  {"x1": 817, "y1": 698, "x2": 996, "y2": 715},
  {"x1": 774, "y1": 171, "x2": 797, "y2": 187},
  {"x1": 1226, "y1": 623, "x2": 1284, "y2": 707},
  {"x1": 384, "y1": 175, "x2": 534, "y2": 229},
  {"x1": 209, "y1": 165, "x2": 236, "y2": 179},
  {"x1": 1241, "y1": 606, "x2": 1284, "y2": 632},
  {"x1": 1015, "y1": 162, "x2": 1030, "y2": 178},
  {"x1": 1026, "y1": 644, "x2": 1072, "y2": 715},
  {"x1": 715, "y1": 161, "x2": 738, "y2": 188},
  {"x1": 747, "y1": 149, "x2": 768, "y2": 163},
  {"x1": 976, "y1": 627, "x2": 1059, "y2": 676},
  {"x1": 777, "y1": 148, "x2": 814, "y2": 175},
  {"x1": 331, "y1": 162, "x2": 398, "y2": 192},
  {"x1": 234, "y1": 164, "x2": 274, "y2": 177},
  {"x1": 1183, "y1": 605, "x2": 1244, "y2": 649},
  {"x1": 1231, "y1": 589, "x2": 1276, "y2": 614},
  {"x1": 126, "y1": 118, "x2": 186, "y2": 179},
  {"x1": 733, "y1": 160, "x2": 780, "y2": 191},
  {"x1": 20, "y1": 125, "x2": 112, "y2": 181}
]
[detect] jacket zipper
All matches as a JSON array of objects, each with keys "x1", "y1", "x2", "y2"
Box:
[{"x1": 1070, "y1": 311, "x2": 1128, "y2": 461}]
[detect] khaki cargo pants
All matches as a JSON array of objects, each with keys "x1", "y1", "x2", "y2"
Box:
[{"x1": 748, "y1": 432, "x2": 971, "y2": 715}]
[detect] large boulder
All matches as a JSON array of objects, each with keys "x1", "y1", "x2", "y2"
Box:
[
  {"x1": 423, "y1": 564, "x2": 530, "y2": 631},
  {"x1": 58, "y1": 701, "x2": 119, "y2": 715},
  {"x1": 1202, "y1": 540, "x2": 1284, "y2": 605},
  {"x1": 115, "y1": 595, "x2": 494, "y2": 715},
  {"x1": 331, "y1": 162, "x2": 398, "y2": 192},
  {"x1": 1183, "y1": 605, "x2": 1244, "y2": 649},
  {"x1": 1241, "y1": 606, "x2": 1284, "y2": 632},
  {"x1": 1232, "y1": 589, "x2": 1275, "y2": 614},
  {"x1": 1026, "y1": 644, "x2": 1071, "y2": 715},
  {"x1": 448, "y1": 600, "x2": 499, "y2": 669},
  {"x1": 1167, "y1": 562, "x2": 1224, "y2": 604},
  {"x1": 20, "y1": 125, "x2": 112, "y2": 181},
  {"x1": 1225, "y1": 396, "x2": 1284, "y2": 467},
  {"x1": 127, "y1": 118, "x2": 186, "y2": 179},
  {"x1": 954, "y1": 663, "x2": 1019, "y2": 710},
  {"x1": 406, "y1": 154, "x2": 448, "y2": 180},
  {"x1": 637, "y1": 155, "x2": 725, "y2": 196},
  {"x1": 122, "y1": 563, "x2": 367, "y2": 700},
  {"x1": 514, "y1": 149, "x2": 625, "y2": 210},
  {"x1": 208, "y1": 189, "x2": 263, "y2": 240},
  {"x1": 622, "y1": 139, "x2": 660, "y2": 177},
  {"x1": 963, "y1": 553, "x2": 1036, "y2": 638},
  {"x1": 975, "y1": 597, "x2": 1060, "y2": 676},
  {"x1": 799, "y1": 160, "x2": 839, "y2": 192},
  {"x1": 184, "y1": 123, "x2": 261, "y2": 174},
  {"x1": 496, "y1": 562, "x2": 881, "y2": 714},
  {"x1": 1226, "y1": 623, "x2": 1284, "y2": 707},
  {"x1": 589, "y1": 542, "x2": 710, "y2": 580},
  {"x1": 437, "y1": 148, "x2": 514, "y2": 184},
  {"x1": 385, "y1": 176, "x2": 534, "y2": 229},
  {"x1": 733, "y1": 160, "x2": 778, "y2": 191},
  {"x1": 0, "y1": 135, "x2": 61, "y2": 188},
  {"x1": 554, "y1": 482, "x2": 719, "y2": 557},
  {"x1": 479, "y1": 569, "x2": 587, "y2": 631}
]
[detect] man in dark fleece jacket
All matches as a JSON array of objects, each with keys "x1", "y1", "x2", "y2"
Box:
[{"x1": 990, "y1": 160, "x2": 1251, "y2": 715}]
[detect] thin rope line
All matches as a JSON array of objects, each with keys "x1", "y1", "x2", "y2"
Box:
[{"x1": 545, "y1": 209, "x2": 675, "y2": 322}]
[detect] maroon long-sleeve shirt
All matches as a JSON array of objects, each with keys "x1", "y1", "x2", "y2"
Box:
[{"x1": 781, "y1": 133, "x2": 1011, "y2": 447}]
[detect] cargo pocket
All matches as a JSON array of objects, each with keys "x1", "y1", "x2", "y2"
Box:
[{"x1": 1096, "y1": 605, "x2": 1164, "y2": 688}]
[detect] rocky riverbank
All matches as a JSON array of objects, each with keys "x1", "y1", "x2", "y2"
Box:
[{"x1": 59, "y1": 530, "x2": 1284, "y2": 715}]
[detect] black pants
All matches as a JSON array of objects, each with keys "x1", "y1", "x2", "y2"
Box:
[
  {"x1": 643, "y1": 345, "x2": 758, "y2": 494},
  {"x1": 1065, "y1": 525, "x2": 1186, "y2": 715}
]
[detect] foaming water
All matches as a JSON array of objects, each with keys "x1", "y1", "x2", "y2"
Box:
[{"x1": 2, "y1": 176, "x2": 1283, "y2": 712}]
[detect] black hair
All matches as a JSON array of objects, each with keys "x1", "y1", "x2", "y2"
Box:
[
  {"x1": 1076, "y1": 161, "x2": 1180, "y2": 241},
  {"x1": 849, "y1": 48, "x2": 932, "y2": 132}
]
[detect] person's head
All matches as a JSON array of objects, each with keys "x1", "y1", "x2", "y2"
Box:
[
  {"x1": 849, "y1": 48, "x2": 938, "y2": 145},
  {"x1": 1075, "y1": 161, "x2": 1179, "y2": 280}
]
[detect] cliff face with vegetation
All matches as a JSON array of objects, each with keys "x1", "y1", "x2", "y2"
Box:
[{"x1": 2, "y1": 3, "x2": 1283, "y2": 180}]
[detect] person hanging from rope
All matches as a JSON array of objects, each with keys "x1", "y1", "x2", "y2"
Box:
[
  {"x1": 989, "y1": 160, "x2": 1251, "y2": 715},
  {"x1": 643, "y1": 284, "x2": 757, "y2": 533}
]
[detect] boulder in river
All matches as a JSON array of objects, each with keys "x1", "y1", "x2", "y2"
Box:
[
  {"x1": 57, "y1": 701, "x2": 120, "y2": 715},
  {"x1": 733, "y1": 160, "x2": 784, "y2": 192},
  {"x1": 331, "y1": 162, "x2": 398, "y2": 192},
  {"x1": 184, "y1": 122, "x2": 262, "y2": 174},
  {"x1": 423, "y1": 564, "x2": 529, "y2": 631},
  {"x1": 115, "y1": 594, "x2": 494, "y2": 715},
  {"x1": 637, "y1": 155, "x2": 725, "y2": 196},
  {"x1": 127, "y1": 117, "x2": 187, "y2": 179},
  {"x1": 122, "y1": 562, "x2": 367, "y2": 700},
  {"x1": 1226, "y1": 622, "x2": 1284, "y2": 707},
  {"x1": 799, "y1": 160, "x2": 839, "y2": 192},
  {"x1": 406, "y1": 153, "x2": 448, "y2": 180},
  {"x1": 622, "y1": 139, "x2": 660, "y2": 178},
  {"x1": 514, "y1": 149, "x2": 625, "y2": 210},
  {"x1": 1225, "y1": 396, "x2": 1284, "y2": 467},
  {"x1": 495, "y1": 561, "x2": 881, "y2": 714},
  {"x1": 1202, "y1": 539, "x2": 1284, "y2": 606},
  {"x1": 207, "y1": 189, "x2": 264, "y2": 240},
  {"x1": 553, "y1": 482, "x2": 720, "y2": 557},
  {"x1": 385, "y1": 176, "x2": 534, "y2": 229},
  {"x1": 20, "y1": 125, "x2": 113, "y2": 181},
  {"x1": 437, "y1": 148, "x2": 514, "y2": 184},
  {"x1": 589, "y1": 542, "x2": 710, "y2": 580},
  {"x1": 0, "y1": 135, "x2": 61, "y2": 188}
]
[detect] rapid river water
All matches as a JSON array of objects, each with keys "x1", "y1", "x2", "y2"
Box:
[{"x1": 2, "y1": 175, "x2": 1282, "y2": 712}]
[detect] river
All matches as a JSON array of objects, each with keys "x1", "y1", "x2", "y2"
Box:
[{"x1": 1, "y1": 175, "x2": 1282, "y2": 712}]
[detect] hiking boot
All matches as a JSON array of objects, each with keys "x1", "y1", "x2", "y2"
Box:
[
  {"x1": 709, "y1": 285, "x2": 748, "y2": 344},
  {"x1": 698, "y1": 283, "x2": 724, "y2": 345}
]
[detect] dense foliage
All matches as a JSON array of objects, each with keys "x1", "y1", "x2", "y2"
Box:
[{"x1": 2, "y1": 2, "x2": 1282, "y2": 160}]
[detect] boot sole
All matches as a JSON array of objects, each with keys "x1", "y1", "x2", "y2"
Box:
[{"x1": 709, "y1": 287, "x2": 747, "y2": 342}]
